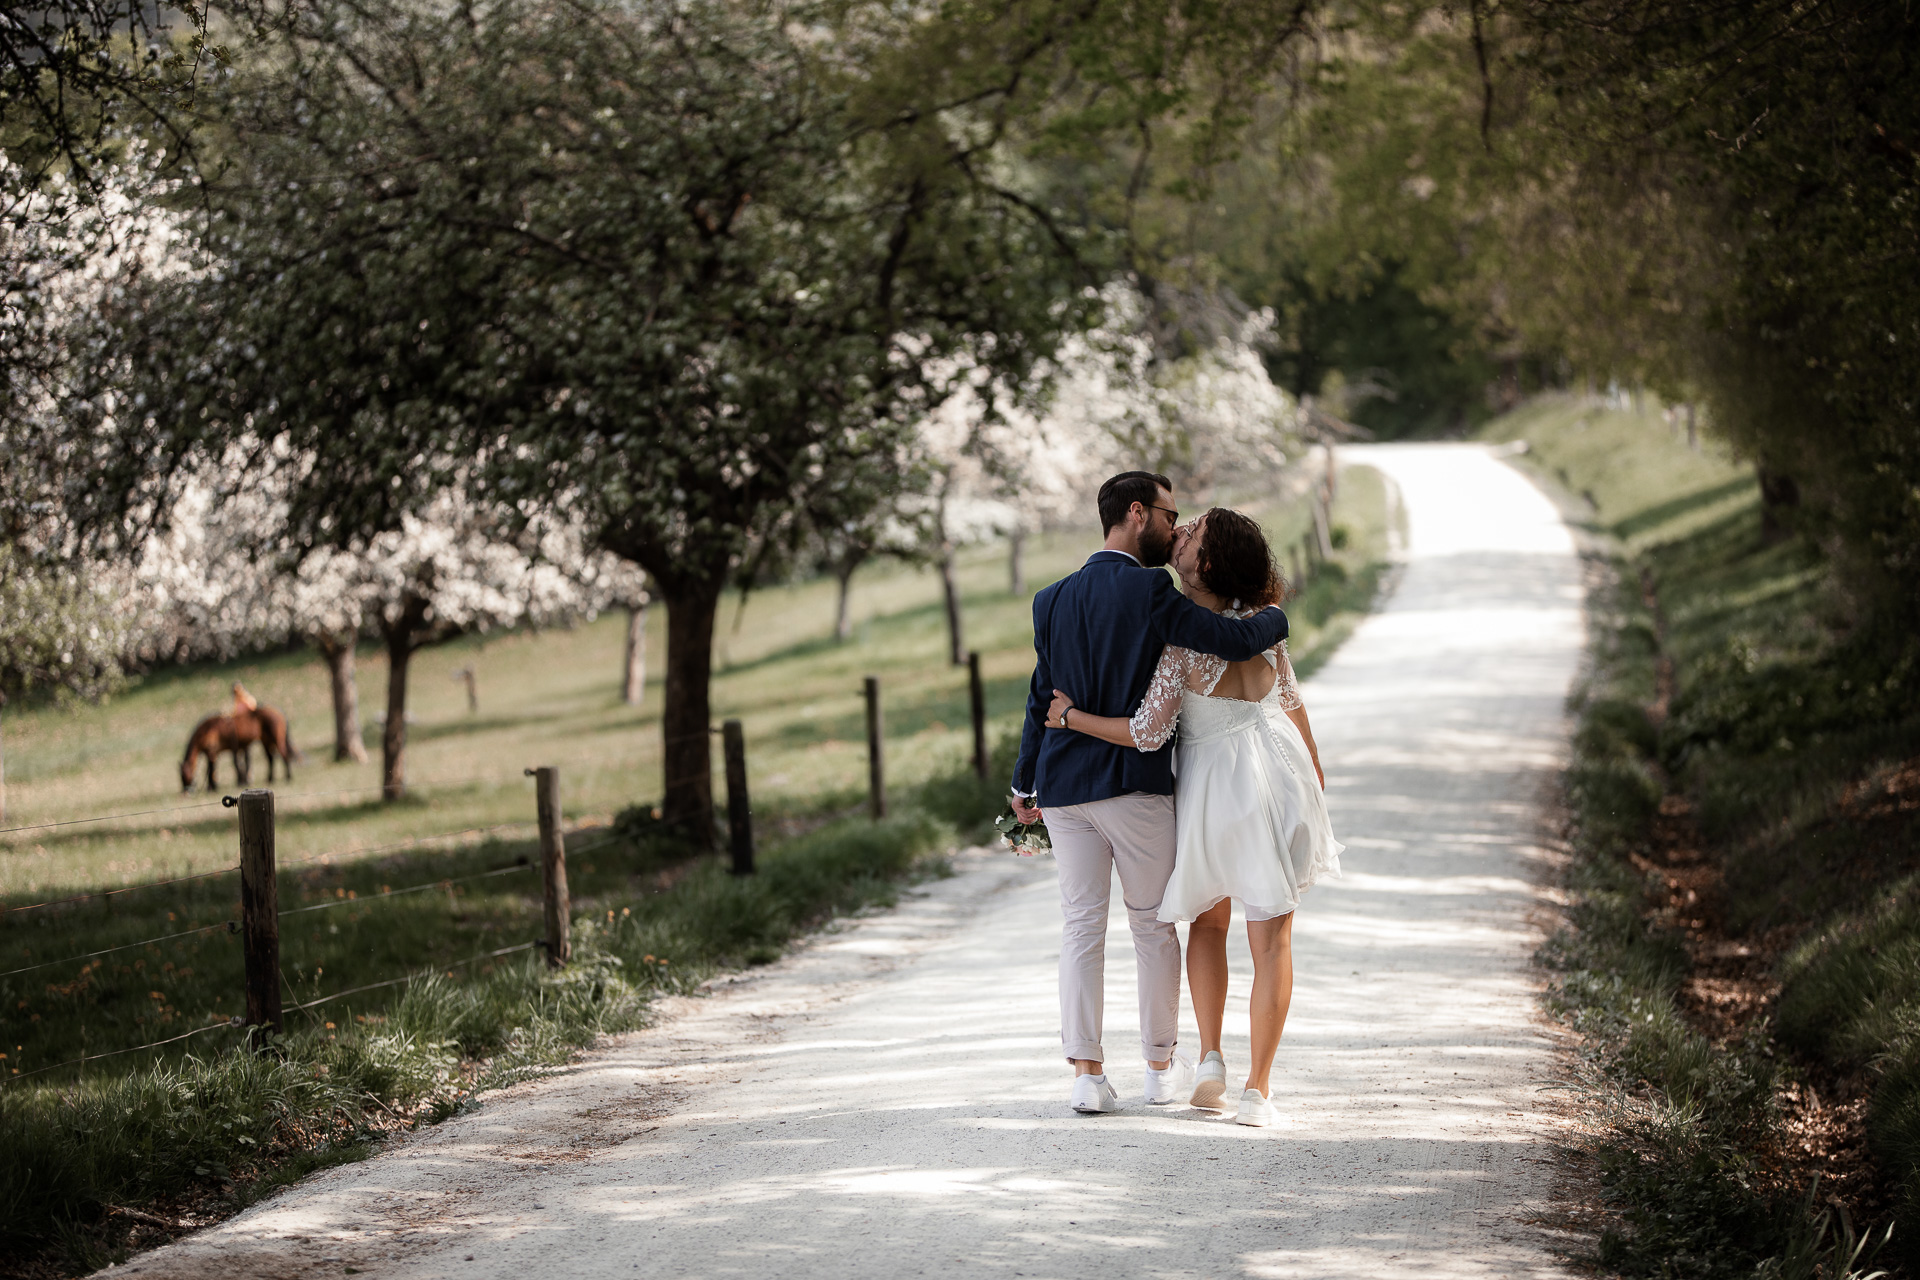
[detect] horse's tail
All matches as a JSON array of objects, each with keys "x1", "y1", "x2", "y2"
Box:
[{"x1": 263, "y1": 705, "x2": 305, "y2": 762}]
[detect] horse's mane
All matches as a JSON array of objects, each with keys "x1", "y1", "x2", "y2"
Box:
[{"x1": 183, "y1": 713, "x2": 227, "y2": 761}]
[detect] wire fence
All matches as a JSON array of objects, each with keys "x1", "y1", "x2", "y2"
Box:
[
  {"x1": 0, "y1": 798, "x2": 231, "y2": 837},
  {"x1": 276, "y1": 862, "x2": 534, "y2": 918},
  {"x1": 0, "y1": 768, "x2": 547, "y2": 845},
  {"x1": 2, "y1": 1020, "x2": 241, "y2": 1085},
  {"x1": 6, "y1": 937, "x2": 551, "y2": 1085},
  {"x1": 7, "y1": 813, "x2": 555, "y2": 917},
  {"x1": 277, "y1": 820, "x2": 539, "y2": 871},
  {"x1": 2, "y1": 819, "x2": 539, "y2": 972},
  {"x1": 1, "y1": 693, "x2": 808, "y2": 1091},
  {"x1": 1, "y1": 771, "x2": 628, "y2": 1088},
  {"x1": 284, "y1": 941, "x2": 542, "y2": 1015},
  {"x1": 5, "y1": 864, "x2": 243, "y2": 916},
  {"x1": 0, "y1": 921, "x2": 235, "y2": 981}
]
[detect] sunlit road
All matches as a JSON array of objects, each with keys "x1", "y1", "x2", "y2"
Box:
[{"x1": 115, "y1": 444, "x2": 1585, "y2": 1279}]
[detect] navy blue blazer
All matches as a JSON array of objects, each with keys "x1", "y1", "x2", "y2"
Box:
[{"x1": 1011, "y1": 551, "x2": 1288, "y2": 809}]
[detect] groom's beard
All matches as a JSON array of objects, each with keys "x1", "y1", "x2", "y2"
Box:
[{"x1": 1138, "y1": 522, "x2": 1174, "y2": 568}]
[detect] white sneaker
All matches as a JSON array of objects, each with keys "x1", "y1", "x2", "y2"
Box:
[
  {"x1": 1190, "y1": 1051, "x2": 1229, "y2": 1110},
  {"x1": 1144, "y1": 1052, "x2": 1193, "y2": 1105},
  {"x1": 1234, "y1": 1087, "x2": 1275, "y2": 1127},
  {"x1": 1070, "y1": 1074, "x2": 1120, "y2": 1114}
]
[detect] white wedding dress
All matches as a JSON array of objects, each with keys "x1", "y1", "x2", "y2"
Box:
[{"x1": 1129, "y1": 619, "x2": 1344, "y2": 923}]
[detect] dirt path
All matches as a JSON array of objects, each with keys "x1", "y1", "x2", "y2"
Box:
[{"x1": 110, "y1": 444, "x2": 1587, "y2": 1279}]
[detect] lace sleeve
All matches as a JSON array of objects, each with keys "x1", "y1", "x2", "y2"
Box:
[
  {"x1": 1274, "y1": 641, "x2": 1303, "y2": 711},
  {"x1": 1189, "y1": 651, "x2": 1230, "y2": 696},
  {"x1": 1128, "y1": 647, "x2": 1194, "y2": 750}
]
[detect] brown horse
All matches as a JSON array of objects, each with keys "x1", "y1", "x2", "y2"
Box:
[{"x1": 178, "y1": 705, "x2": 302, "y2": 791}]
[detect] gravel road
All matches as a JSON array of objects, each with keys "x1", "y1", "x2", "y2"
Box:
[{"x1": 108, "y1": 443, "x2": 1587, "y2": 1279}]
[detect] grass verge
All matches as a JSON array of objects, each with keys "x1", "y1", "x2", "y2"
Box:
[{"x1": 1486, "y1": 395, "x2": 1918, "y2": 1277}]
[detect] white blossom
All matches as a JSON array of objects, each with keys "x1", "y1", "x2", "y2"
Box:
[{"x1": 132, "y1": 453, "x2": 639, "y2": 659}]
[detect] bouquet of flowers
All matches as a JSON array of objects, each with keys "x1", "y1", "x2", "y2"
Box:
[{"x1": 994, "y1": 805, "x2": 1052, "y2": 857}]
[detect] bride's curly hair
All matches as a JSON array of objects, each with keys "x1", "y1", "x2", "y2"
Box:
[{"x1": 1196, "y1": 508, "x2": 1285, "y2": 608}]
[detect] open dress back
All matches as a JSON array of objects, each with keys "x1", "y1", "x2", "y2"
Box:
[{"x1": 1128, "y1": 612, "x2": 1344, "y2": 924}]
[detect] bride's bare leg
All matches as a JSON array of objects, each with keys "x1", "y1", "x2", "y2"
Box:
[
  {"x1": 1244, "y1": 912, "x2": 1295, "y2": 1095},
  {"x1": 1187, "y1": 899, "x2": 1232, "y2": 1055}
]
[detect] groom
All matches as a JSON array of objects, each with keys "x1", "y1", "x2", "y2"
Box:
[{"x1": 1011, "y1": 471, "x2": 1288, "y2": 1113}]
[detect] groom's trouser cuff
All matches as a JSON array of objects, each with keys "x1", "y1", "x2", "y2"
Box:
[{"x1": 1050, "y1": 793, "x2": 1181, "y2": 1064}]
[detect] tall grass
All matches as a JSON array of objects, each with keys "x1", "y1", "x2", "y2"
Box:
[{"x1": 1490, "y1": 395, "x2": 1910, "y2": 1278}]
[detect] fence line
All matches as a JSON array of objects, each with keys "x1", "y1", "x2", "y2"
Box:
[
  {"x1": 0, "y1": 1019, "x2": 238, "y2": 1087},
  {"x1": 4, "y1": 821, "x2": 543, "y2": 921},
  {"x1": 5, "y1": 865, "x2": 243, "y2": 917},
  {"x1": 276, "y1": 821, "x2": 538, "y2": 870},
  {"x1": 0, "y1": 799, "x2": 230, "y2": 837},
  {"x1": 277, "y1": 863, "x2": 534, "y2": 918},
  {"x1": 5, "y1": 940, "x2": 558, "y2": 1087},
  {"x1": 0, "y1": 921, "x2": 233, "y2": 981},
  {"x1": 8, "y1": 760, "x2": 646, "y2": 1082},
  {"x1": 284, "y1": 941, "x2": 541, "y2": 1014},
  {"x1": 0, "y1": 770, "x2": 543, "y2": 844},
  {"x1": 4, "y1": 828, "x2": 610, "y2": 983},
  {"x1": 245, "y1": 772, "x2": 543, "y2": 805}
]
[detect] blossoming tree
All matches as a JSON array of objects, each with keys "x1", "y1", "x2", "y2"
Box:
[{"x1": 137, "y1": 469, "x2": 639, "y2": 795}]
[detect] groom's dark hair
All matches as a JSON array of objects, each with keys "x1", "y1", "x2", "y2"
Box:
[{"x1": 1097, "y1": 471, "x2": 1173, "y2": 535}]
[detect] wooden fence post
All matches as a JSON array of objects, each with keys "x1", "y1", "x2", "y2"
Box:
[
  {"x1": 722, "y1": 719, "x2": 754, "y2": 875},
  {"x1": 237, "y1": 789, "x2": 282, "y2": 1037},
  {"x1": 864, "y1": 676, "x2": 886, "y2": 820},
  {"x1": 967, "y1": 651, "x2": 988, "y2": 781},
  {"x1": 1313, "y1": 490, "x2": 1334, "y2": 559},
  {"x1": 533, "y1": 766, "x2": 569, "y2": 967}
]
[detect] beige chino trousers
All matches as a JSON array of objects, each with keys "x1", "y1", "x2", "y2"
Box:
[{"x1": 1049, "y1": 792, "x2": 1181, "y2": 1064}]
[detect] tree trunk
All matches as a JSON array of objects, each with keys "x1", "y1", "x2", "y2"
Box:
[
  {"x1": 377, "y1": 596, "x2": 429, "y2": 802},
  {"x1": 623, "y1": 602, "x2": 649, "y2": 706},
  {"x1": 1758, "y1": 466, "x2": 1801, "y2": 545},
  {"x1": 830, "y1": 545, "x2": 869, "y2": 643},
  {"x1": 381, "y1": 628, "x2": 413, "y2": 801},
  {"x1": 317, "y1": 634, "x2": 369, "y2": 763},
  {"x1": 0, "y1": 694, "x2": 8, "y2": 825},
  {"x1": 1685, "y1": 402, "x2": 1698, "y2": 450},
  {"x1": 660, "y1": 579, "x2": 723, "y2": 846},
  {"x1": 834, "y1": 567, "x2": 856, "y2": 643},
  {"x1": 939, "y1": 547, "x2": 965, "y2": 666},
  {"x1": 1008, "y1": 529, "x2": 1027, "y2": 597}
]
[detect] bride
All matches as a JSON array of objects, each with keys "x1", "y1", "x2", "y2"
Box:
[{"x1": 1045, "y1": 508, "x2": 1342, "y2": 1126}]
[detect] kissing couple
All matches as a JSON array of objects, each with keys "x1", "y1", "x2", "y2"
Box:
[{"x1": 1009, "y1": 471, "x2": 1344, "y2": 1126}]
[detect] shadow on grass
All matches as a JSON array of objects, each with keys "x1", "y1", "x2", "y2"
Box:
[
  {"x1": 404, "y1": 711, "x2": 567, "y2": 744},
  {"x1": 1611, "y1": 475, "x2": 1754, "y2": 542},
  {"x1": 768, "y1": 674, "x2": 1032, "y2": 748}
]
